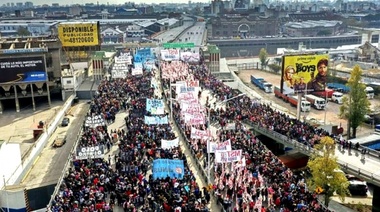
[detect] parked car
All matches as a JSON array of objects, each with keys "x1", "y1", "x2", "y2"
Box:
[
  {"x1": 346, "y1": 174, "x2": 368, "y2": 196},
  {"x1": 53, "y1": 135, "x2": 66, "y2": 148},
  {"x1": 61, "y1": 117, "x2": 70, "y2": 127}
]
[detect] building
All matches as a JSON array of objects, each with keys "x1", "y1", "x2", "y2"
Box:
[
  {"x1": 208, "y1": 15, "x2": 279, "y2": 38},
  {"x1": 358, "y1": 41, "x2": 380, "y2": 64},
  {"x1": 0, "y1": 20, "x2": 58, "y2": 37},
  {"x1": 0, "y1": 36, "x2": 62, "y2": 113},
  {"x1": 283, "y1": 20, "x2": 345, "y2": 37},
  {"x1": 100, "y1": 26, "x2": 125, "y2": 44}
]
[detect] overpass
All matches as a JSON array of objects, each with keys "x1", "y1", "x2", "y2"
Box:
[
  {"x1": 208, "y1": 34, "x2": 380, "y2": 57},
  {"x1": 245, "y1": 120, "x2": 380, "y2": 187}
]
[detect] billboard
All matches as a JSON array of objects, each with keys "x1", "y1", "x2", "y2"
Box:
[
  {"x1": 58, "y1": 22, "x2": 100, "y2": 47},
  {"x1": 0, "y1": 56, "x2": 47, "y2": 84},
  {"x1": 281, "y1": 54, "x2": 329, "y2": 94}
]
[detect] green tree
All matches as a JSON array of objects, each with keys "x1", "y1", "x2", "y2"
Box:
[
  {"x1": 307, "y1": 136, "x2": 349, "y2": 207},
  {"x1": 339, "y1": 65, "x2": 371, "y2": 138},
  {"x1": 17, "y1": 26, "x2": 31, "y2": 36},
  {"x1": 259, "y1": 48, "x2": 268, "y2": 70},
  {"x1": 267, "y1": 64, "x2": 281, "y2": 74}
]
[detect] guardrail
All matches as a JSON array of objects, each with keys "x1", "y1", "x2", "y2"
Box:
[
  {"x1": 1, "y1": 95, "x2": 76, "y2": 189},
  {"x1": 46, "y1": 126, "x2": 84, "y2": 211},
  {"x1": 244, "y1": 120, "x2": 380, "y2": 187}
]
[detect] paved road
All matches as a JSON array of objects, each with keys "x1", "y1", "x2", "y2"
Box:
[
  {"x1": 176, "y1": 21, "x2": 206, "y2": 52},
  {"x1": 21, "y1": 102, "x2": 89, "y2": 189}
]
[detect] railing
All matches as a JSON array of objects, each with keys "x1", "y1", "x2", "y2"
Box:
[
  {"x1": 46, "y1": 127, "x2": 84, "y2": 210},
  {"x1": 243, "y1": 120, "x2": 380, "y2": 187}
]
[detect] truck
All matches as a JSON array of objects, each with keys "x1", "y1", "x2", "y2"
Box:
[
  {"x1": 305, "y1": 94, "x2": 326, "y2": 110},
  {"x1": 312, "y1": 88, "x2": 334, "y2": 99},
  {"x1": 331, "y1": 92, "x2": 344, "y2": 104},
  {"x1": 288, "y1": 95, "x2": 311, "y2": 112},
  {"x1": 251, "y1": 75, "x2": 273, "y2": 93},
  {"x1": 365, "y1": 86, "x2": 375, "y2": 99},
  {"x1": 274, "y1": 86, "x2": 289, "y2": 102},
  {"x1": 327, "y1": 83, "x2": 350, "y2": 93}
]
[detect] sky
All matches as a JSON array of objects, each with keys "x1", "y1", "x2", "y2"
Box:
[{"x1": 27, "y1": 0, "x2": 210, "y2": 6}]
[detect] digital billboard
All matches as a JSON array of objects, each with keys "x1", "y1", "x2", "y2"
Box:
[
  {"x1": 0, "y1": 56, "x2": 47, "y2": 84},
  {"x1": 58, "y1": 22, "x2": 100, "y2": 47},
  {"x1": 281, "y1": 54, "x2": 329, "y2": 94}
]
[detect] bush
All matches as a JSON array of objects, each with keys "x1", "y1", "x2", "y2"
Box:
[{"x1": 268, "y1": 64, "x2": 281, "y2": 73}]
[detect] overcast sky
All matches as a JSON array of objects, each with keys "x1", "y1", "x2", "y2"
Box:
[{"x1": 28, "y1": 0, "x2": 210, "y2": 6}]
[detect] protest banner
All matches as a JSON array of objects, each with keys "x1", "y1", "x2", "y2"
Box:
[
  {"x1": 132, "y1": 68, "x2": 143, "y2": 76},
  {"x1": 144, "y1": 116, "x2": 169, "y2": 125},
  {"x1": 146, "y1": 98, "x2": 165, "y2": 115},
  {"x1": 208, "y1": 139, "x2": 232, "y2": 153},
  {"x1": 152, "y1": 159, "x2": 184, "y2": 180},
  {"x1": 184, "y1": 112, "x2": 205, "y2": 125},
  {"x1": 190, "y1": 127, "x2": 211, "y2": 140},
  {"x1": 75, "y1": 145, "x2": 105, "y2": 160},
  {"x1": 225, "y1": 123, "x2": 236, "y2": 131},
  {"x1": 160, "y1": 49, "x2": 180, "y2": 61},
  {"x1": 161, "y1": 138, "x2": 179, "y2": 149},
  {"x1": 215, "y1": 150, "x2": 242, "y2": 163},
  {"x1": 84, "y1": 115, "x2": 106, "y2": 128}
]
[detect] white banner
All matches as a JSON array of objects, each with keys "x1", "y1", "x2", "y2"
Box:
[
  {"x1": 161, "y1": 138, "x2": 179, "y2": 149},
  {"x1": 208, "y1": 140, "x2": 232, "y2": 153},
  {"x1": 111, "y1": 69, "x2": 128, "y2": 79},
  {"x1": 215, "y1": 150, "x2": 242, "y2": 163},
  {"x1": 184, "y1": 112, "x2": 205, "y2": 125},
  {"x1": 177, "y1": 92, "x2": 197, "y2": 102},
  {"x1": 161, "y1": 49, "x2": 180, "y2": 61},
  {"x1": 181, "y1": 103, "x2": 204, "y2": 114},
  {"x1": 190, "y1": 127, "x2": 211, "y2": 140},
  {"x1": 132, "y1": 68, "x2": 143, "y2": 76},
  {"x1": 180, "y1": 52, "x2": 200, "y2": 63},
  {"x1": 225, "y1": 123, "x2": 236, "y2": 131}
]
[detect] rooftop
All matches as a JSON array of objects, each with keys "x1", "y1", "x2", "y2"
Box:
[{"x1": 285, "y1": 20, "x2": 342, "y2": 29}]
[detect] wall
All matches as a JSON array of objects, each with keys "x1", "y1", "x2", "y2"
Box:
[
  {"x1": 8, "y1": 95, "x2": 76, "y2": 186},
  {"x1": 0, "y1": 187, "x2": 26, "y2": 212},
  {"x1": 0, "y1": 143, "x2": 22, "y2": 189}
]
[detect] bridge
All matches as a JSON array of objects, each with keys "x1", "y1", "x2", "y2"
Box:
[{"x1": 245, "y1": 120, "x2": 380, "y2": 187}]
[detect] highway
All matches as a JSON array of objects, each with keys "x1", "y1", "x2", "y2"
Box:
[{"x1": 175, "y1": 21, "x2": 206, "y2": 52}]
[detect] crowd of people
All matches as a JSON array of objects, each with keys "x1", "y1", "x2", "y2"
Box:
[
  {"x1": 48, "y1": 49, "x2": 338, "y2": 212},
  {"x1": 160, "y1": 61, "x2": 334, "y2": 211},
  {"x1": 50, "y1": 62, "x2": 209, "y2": 211}
]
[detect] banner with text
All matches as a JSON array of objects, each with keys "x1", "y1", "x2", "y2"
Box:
[
  {"x1": 161, "y1": 138, "x2": 179, "y2": 149},
  {"x1": 190, "y1": 127, "x2": 211, "y2": 140},
  {"x1": 181, "y1": 102, "x2": 204, "y2": 114},
  {"x1": 215, "y1": 150, "x2": 242, "y2": 163},
  {"x1": 184, "y1": 113, "x2": 205, "y2": 125},
  {"x1": 146, "y1": 98, "x2": 165, "y2": 115},
  {"x1": 153, "y1": 159, "x2": 184, "y2": 180},
  {"x1": 208, "y1": 140, "x2": 232, "y2": 153},
  {"x1": 144, "y1": 116, "x2": 169, "y2": 125},
  {"x1": 161, "y1": 49, "x2": 180, "y2": 61}
]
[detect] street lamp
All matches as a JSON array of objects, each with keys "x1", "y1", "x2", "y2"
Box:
[{"x1": 206, "y1": 93, "x2": 245, "y2": 184}]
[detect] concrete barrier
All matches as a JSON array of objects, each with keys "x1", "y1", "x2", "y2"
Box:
[{"x1": 13, "y1": 95, "x2": 76, "y2": 185}]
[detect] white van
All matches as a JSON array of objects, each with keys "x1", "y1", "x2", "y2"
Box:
[
  {"x1": 365, "y1": 87, "x2": 375, "y2": 99},
  {"x1": 332, "y1": 92, "x2": 344, "y2": 104}
]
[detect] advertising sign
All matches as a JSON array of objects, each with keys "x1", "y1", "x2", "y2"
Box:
[
  {"x1": 76, "y1": 145, "x2": 105, "y2": 160},
  {"x1": 0, "y1": 56, "x2": 47, "y2": 84},
  {"x1": 58, "y1": 22, "x2": 100, "y2": 47},
  {"x1": 281, "y1": 54, "x2": 329, "y2": 94},
  {"x1": 153, "y1": 159, "x2": 184, "y2": 180}
]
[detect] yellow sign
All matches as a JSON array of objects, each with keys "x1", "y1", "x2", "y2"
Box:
[
  {"x1": 58, "y1": 22, "x2": 99, "y2": 47},
  {"x1": 315, "y1": 186, "x2": 324, "y2": 194},
  {"x1": 281, "y1": 54, "x2": 329, "y2": 94}
]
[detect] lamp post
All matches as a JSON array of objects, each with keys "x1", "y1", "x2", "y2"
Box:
[{"x1": 206, "y1": 93, "x2": 245, "y2": 184}]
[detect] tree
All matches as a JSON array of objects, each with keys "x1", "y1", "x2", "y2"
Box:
[
  {"x1": 267, "y1": 64, "x2": 281, "y2": 74},
  {"x1": 17, "y1": 26, "x2": 31, "y2": 36},
  {"x1": 259, "y1": 48, "x2": 268, "y2": 70},
  {"x1": 339, "y1": 65, "x2": 371, "y2": 138},
  {"x1": 307, "y1": 136, "x2": 349, "y2": 207}
]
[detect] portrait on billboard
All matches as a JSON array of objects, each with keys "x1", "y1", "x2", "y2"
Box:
[{"x1": 281, "y1": 54, "x2": 329, "y2": 94}]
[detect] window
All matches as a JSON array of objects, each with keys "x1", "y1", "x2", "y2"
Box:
[{"x1": 66, "y1": 80, "x2": 72, "y2": 84}]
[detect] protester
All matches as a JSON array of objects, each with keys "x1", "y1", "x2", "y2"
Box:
[
  {"x1": 162, "y1": 61, "x2": 332, "y2": 212},
  {"x1": 50, "y1": 57, "x2": 209, "y2": 212}
]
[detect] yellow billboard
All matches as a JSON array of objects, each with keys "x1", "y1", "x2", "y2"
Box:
[
  {"x1": 58, "y1": 22, "x2": 100, "y2": 47},
  {"x1": 281, "y1": 54, "x2": 329, "y2": 94}
]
